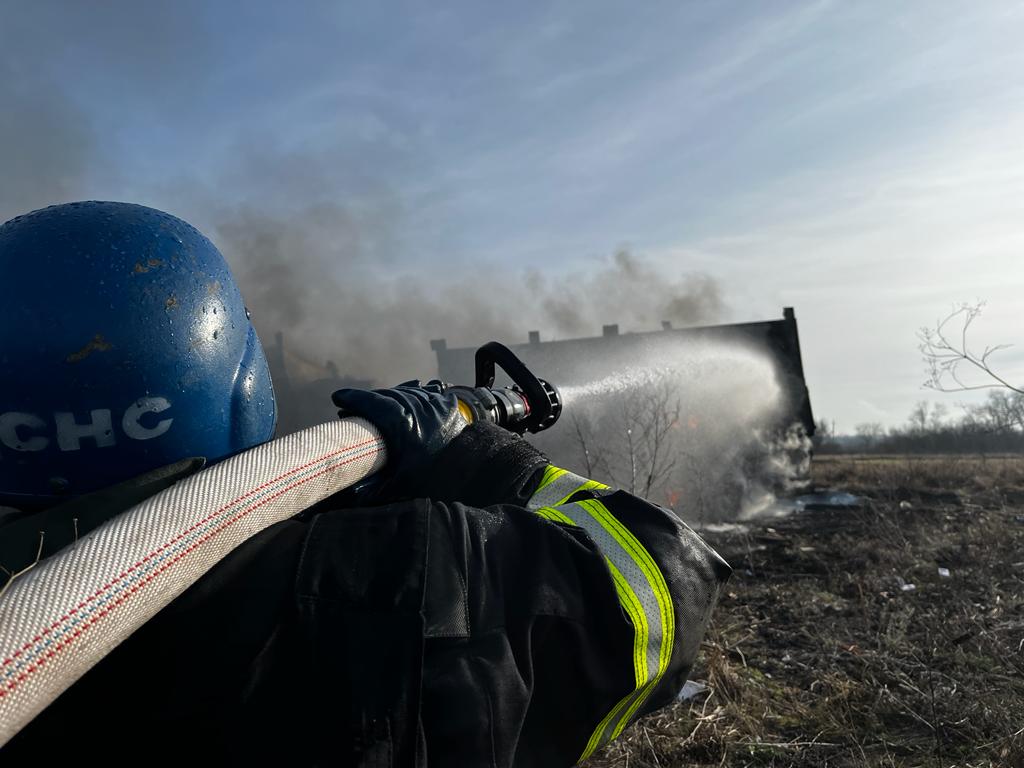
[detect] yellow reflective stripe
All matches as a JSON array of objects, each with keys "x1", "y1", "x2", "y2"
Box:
[
  {"x1": 606, "y1": 558, "x2": 648, "y2": 686},
  {"x1": 569, "y1": 478, "x2": 610, "y2": 501},
  {"x1": 536, "y1": 510, "x2": 652, "y2": 738},
  {"x1": 528, "y1": 464, "x2": 610, "y2": 511},
  {"x1": 580, "y1": 685, "x2": 636, "y2": 761},
  {"x1": 528, "y1": 475, "x2": 676, "y2": 760},
  {"x1": 535, "y1": 465, "x2": 568, "y2": 494},
  {"x1": 612, "y1": 678, "x2": 663, "y2": 740},
  {"x1": 535, "y1": 505, "x2": 575, "y2": 526},
  {"x1": 581, "y1": 681, "x2": 662, "y2": 760},
  {"x1": 573, "y1": 498, "x2": 675, "y2": 760},
  {"x1": 579, "y1": 498, "x2": 675, "y2": 672}
]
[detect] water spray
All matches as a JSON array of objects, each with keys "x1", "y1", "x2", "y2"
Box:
[{"x1": 528, "y1": 337, "x2": 809, "y2": 522}]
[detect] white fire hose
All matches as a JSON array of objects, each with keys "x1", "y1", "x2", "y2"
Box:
[{"x1": 0, "y1": 418, "x2": 387, "y2": 747}]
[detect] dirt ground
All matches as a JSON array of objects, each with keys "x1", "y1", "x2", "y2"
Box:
[{"x1": 587, "y1": 455, "x2": 1024, "y2": 768}]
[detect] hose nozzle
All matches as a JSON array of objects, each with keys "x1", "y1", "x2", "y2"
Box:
[{"x1": 444, "y1": 342, "x2": 562, "y2": 435}]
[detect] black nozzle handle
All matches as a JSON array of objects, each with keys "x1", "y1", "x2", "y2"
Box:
[{"x1": 474, "y1": 341, "x2": 552, "y2": 434}]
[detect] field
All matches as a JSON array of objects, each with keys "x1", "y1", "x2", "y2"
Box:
[{"x1": 587, "y1": 455, "x2": 1024, "y2": 768}]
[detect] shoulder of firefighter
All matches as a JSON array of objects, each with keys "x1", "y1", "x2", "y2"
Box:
[{"x1": 4, "y1": 419, "x2": 730, "y2": 768}]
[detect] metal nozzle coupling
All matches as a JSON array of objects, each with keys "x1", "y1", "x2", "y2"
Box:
[{"x1": 445, "y1": 341, "x2": 562, "y2": 435}]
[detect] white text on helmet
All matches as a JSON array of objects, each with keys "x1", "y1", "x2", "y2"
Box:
[{"x1": 0, "y1": 398, "x2": 173, "y2": 453}]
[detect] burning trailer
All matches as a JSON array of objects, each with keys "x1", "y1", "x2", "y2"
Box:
[
  {"x1": 431, "y1": 307, "x2": 816, "y2": 521},
  {"x1": 431, "y1": 307, "x2": 814, "y2": 439}
]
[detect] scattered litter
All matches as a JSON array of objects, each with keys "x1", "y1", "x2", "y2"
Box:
[
  {"x1": 677, "y1": 680, "x2": 708, "y2": 701},
  {"x1": 899, "y1": 501, "x2": 913, "y2": 511},
  {"x1": 938, "y1": 567, "x2": 951, "y2": 578},
  {"x1": 797, "y1": 491, "x2": 861, "y2": 511},
  {"x1": 781, "y1": 653, "x2": 792, "y2": 663},
  {"x1": 900, "y1": 583, "x2": 917, "y2": 592},
  {"x1": 766, "y1": 491, "x2": 862, "y2": 515},
  {"x1": 701, "y1": 522, "x2": 750, "y2": 534},
  {"x1": 1014, "y1": 515, "x2": 1024, "y2": 524}
]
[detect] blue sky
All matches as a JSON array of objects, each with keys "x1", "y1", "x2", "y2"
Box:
[{"x1": 3, "y1": 1, "x2": 1023, "y2": 429}]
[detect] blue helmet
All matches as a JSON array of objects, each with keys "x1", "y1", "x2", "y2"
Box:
[{"x1": 0, "y1": 201, "x2": 277, "y2": 506}]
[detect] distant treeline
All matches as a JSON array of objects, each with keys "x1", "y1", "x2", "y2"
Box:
[{"x1": 816, "y1": 391, "x2": 1024, "y2": 454}]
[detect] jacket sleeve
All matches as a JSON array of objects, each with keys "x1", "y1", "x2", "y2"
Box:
[
  {"x1": 516, "y1": 465, "x2": 731, "y2": 761},
  {"x1": 421, "y1": 422, "x2": 732, "y2": 764}
]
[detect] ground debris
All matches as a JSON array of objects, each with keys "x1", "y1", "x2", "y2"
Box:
[{"x1": 584, "y1": 455, "x2": 1024, "y2": 768}]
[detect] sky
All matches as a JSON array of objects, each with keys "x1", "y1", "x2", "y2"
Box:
[{"x1": 2, "y1": 0, "x2": 1023, "y2": 430}]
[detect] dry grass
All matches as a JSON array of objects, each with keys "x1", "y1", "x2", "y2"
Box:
[
  {"x1": 585, "y1": 455, "x2": 1024, "y2": 767},
  {"x1": 813, "y1": 454, "x2": 1024, "y2": 502}
]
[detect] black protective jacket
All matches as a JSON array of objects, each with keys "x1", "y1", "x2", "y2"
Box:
[{"x1": 3, "y1": 422, "x2": 730, "y2": 767}]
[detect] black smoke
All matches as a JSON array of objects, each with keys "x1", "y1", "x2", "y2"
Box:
[
  {"x1": 0, "y1": 2, "x2": 727, "y2": 406},
  {"x1": 0, "y1": 3, "x2": 810, "y2": 523}
]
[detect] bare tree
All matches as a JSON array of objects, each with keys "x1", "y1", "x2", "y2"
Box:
[
  {"x1": 964, "y1": 390, "x2": 1024, "y2": 434},
  {"x1": 566, "y1": 381, "x2": 680, "y2": 498},
  {"x1": 569, "y1": 412, "x2": 599, "y2": 477},
  {"x1": 610, "y1": 382, "x2": 684, "y2": 495},
  {"x1": 928, "y1": 402, "x2": 948, "y2": 432},
  {"x1": 632, "y1": 381, "x2": 681, "y2": 497},
  {"x1": 679, "y1": 450, "x2": 710, "y2": 527},
  {"x1": 908, "y1": 401, "x2": 930, "y2": 436},
  {"x1": 812, "y1": 418, "x2": 831, "y2": 450},
  {"x1": 919, "y1": 302, "x2": 1023, "y2": 395},
  {"x1": 854, "y1": 422, "x2": 885, "y2": 450}
]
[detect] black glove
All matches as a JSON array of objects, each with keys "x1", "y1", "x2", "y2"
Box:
[{"x1": 332, "y1": 380, "x2": 467, "y2": 504}]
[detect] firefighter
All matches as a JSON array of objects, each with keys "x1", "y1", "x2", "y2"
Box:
[{"x1": 0, "y1": 201, "x2": 730, "y2": 767}]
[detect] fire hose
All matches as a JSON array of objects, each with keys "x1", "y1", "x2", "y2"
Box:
[{"x1": 0, "y1": 342, "x2": 561, "y2": 747}]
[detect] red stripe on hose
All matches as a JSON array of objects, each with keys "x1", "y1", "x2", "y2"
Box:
[
  {"x1": 1, "y1": 445, "x2": 384, "y2": 698},
  {"x1": 2, "y1": 438, "x2": 379, "y2": 671}
]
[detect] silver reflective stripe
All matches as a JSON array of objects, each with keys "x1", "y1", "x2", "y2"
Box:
[
  {"x1": 527, "y1": 465, "x2": 609, "y2": 510},
  {"x1": 528, "y1": 465, "x2": 675, "y2": 761},
  {"x1": 538, "y1": 498, "x2": 664, "y2": 695}
]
